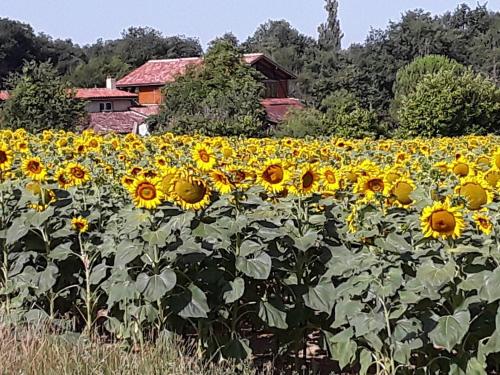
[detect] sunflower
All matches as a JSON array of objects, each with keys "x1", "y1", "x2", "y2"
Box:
[
  {"x1": 258, "y1": 159, "x2": 290, "y2": 193},
  {"x1": 22, "y1": 156, "x2": 47, "y2": 181},
  {"x1": 355, "y1": 174, "x2": 387, "y2": 199},
  {"x1": 129, "y1": 177, "x2": 164, "y2": 210},
  {"x1": 493, "y1": 148, "x2": 500, "y2": 169},
  {"x1": 210, "y1": 170, "x2": 233, "y2": 194},
  {"x1": 121, "y1": 175, "x2": 135, "y2": 188},
  {"x1": 71, "y1": 217, "x2": 89, "y2": 233},
  {"x1": 450, "y1": 158, "x2": 472, "y2": 177},
  {"x1": 389, "y1": 177, "x2": 416, "y2": 207},
  {"x1": 0, "y1": 144, "x2": 13, "y2": 171},
  {"x1": 66, "y1": 162, "x2": 90, "y2": 186},
  {"x1": 192, "y1": 144, "x2": 217, "y2": 171},
  {"x1": 292, "y1": 164, "x2": 320, "y2": 196},
  {"x1": 473, "y1": 211, "x2": 493, "y2": 235},
  {"x1": 172, "y1": 176, "x2": 211, "y2": 210},
  {"x1": 421, "y1": 199, "x2": 465, "y2": 239},
  {"x1": 55, "y1": 168, "x2": 73, "y2": 189},
  {"x1": 484, "y1": 168, "x2": 500, "y2": 188},
  {"x1": 455, "y1": 176, "x2": 493, "y2": 210},
  {"x1": 320, "y1": 166, "x2": 341, "y2": 192}
]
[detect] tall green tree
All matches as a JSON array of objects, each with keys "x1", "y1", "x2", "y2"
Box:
[
  {"x1": 151, "y1": 41, "x2": 265, "y2": 137},
  {"x1": 318, "y1": 0, "x2": 343, "y2": 51},
  {"x1": 1, "y1": 61, "x2": 87, "y2": 132}
]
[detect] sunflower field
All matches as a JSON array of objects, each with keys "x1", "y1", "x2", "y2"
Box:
[{"x1": 1, "y1": 128, "x2": 500, "y2": 374}]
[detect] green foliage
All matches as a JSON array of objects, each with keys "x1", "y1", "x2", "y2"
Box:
[
  {"x1": 152, "y1": 41, "x2": 266, "y2": 137},
  {"x1": 1, "y1": 61, "x2": 87, "y2": 132},
  {"x1": 278, "y1": 90, "x2": 384, "y2": 139},
  {"x1": 392, "y1": 55, "x2": 465, "y2": 118},
  {"x1": 67, "y1": 55, "x2": 131, "y2": 88},
  {"x1": 274, "y1": 107, "x2": 327, "y2": 138},
  {"x1": 398, "y1": 69, "x2": 500, "y2": 137},
  {"x1": 317, "y1": 0, "x2": 343, "y2": 51}
]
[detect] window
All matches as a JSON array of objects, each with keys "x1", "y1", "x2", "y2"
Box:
[{"x1": 99, "y1": 102, "x2": 113, "y2": 112}]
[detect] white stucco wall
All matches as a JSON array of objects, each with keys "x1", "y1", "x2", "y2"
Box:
[{"x1": 86, "y1": 99, "x2": 133, "y2": 113}]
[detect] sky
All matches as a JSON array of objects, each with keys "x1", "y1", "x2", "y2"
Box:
[{"x1": 1, "y1": 0, "x2": 498, "y2": 49}]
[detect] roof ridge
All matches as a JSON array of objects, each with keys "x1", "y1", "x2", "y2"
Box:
[{"x1": 147, "y1": 57, "x2": 202, "y2": 63}]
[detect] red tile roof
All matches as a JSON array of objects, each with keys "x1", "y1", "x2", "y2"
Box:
[
  {"x1": 87, "y1": 111, "x2": 147, "y2": 133},
  {"x1": 116, "y1": 53, "x2": 295, "y2": 87},
  {"x1": 75, "y1": 88, "x2": 137, "y2": 100},
  {"x1": 0, "y1": 91, "x2": 10, "y2": 101},
  {"x1": 261, "y1": 98, "x2": 304, "y2": 123},
  {"x1": 130, "y1": 105, "x2": 161, "y2": 117}
]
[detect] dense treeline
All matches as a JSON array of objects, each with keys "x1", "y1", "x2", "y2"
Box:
[{"x1": 0, "y1": 2, "x2": 498, "y2": 137}]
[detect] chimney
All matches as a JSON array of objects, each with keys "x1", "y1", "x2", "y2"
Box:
[{"x1": 106, "y1": 77, "x2": 116, "y2": 90}]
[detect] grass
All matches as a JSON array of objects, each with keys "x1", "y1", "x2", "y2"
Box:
[{"x1": 0, "y1": 324, "x2": 273, "y2": 375}]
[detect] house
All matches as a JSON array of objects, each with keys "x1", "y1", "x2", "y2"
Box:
[
  {"x1": 116, "y1": 53, "x2": 303, "y2": 124},
  {"x1": 74, "y1": 78, "x2": 150, "y2": 134}
]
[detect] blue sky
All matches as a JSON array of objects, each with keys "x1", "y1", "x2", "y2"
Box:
[{"x1": 1, "y1": 0, "x2": 497, "y2": 48}]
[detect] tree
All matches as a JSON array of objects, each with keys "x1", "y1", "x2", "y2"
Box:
[
  {"x1": 391, "y1": 55, "x2": 465, "y2": 119},
  {"x1": 318, "y1": 0, "x2": 343, "y2": 51},
  {"x1": 1, "y1": 61, "x2": 87, "y2": 132},
  {"x1": 151, "y1": 41, "x2": 265, "y2": 137},
  {"x1": 68, "y1": 55, "x2": 131, "y2": 88},
  {"x1": 0, "y1": 18, "x2": 40, "y2": 88},
  {"x1": 398, "y1": 69, "x2": 500, "y2": 137},
  {"x1": 114, "y1": 27, "x2": 202, "y2": 68}
]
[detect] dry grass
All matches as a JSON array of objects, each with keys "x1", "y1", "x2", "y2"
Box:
[{"x1": 0, "y1": 324, "x2": 273, "y2": 375}]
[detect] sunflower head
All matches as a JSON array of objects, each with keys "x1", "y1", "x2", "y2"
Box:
[
  {"x1": 210, "y1": 170, "x2": 233, "y2": 195},
  {"x1": 389, "y1": 177, "x2": 415, "y2": 207},
  {"x1": 71, "y1": 217, "x2": 89, "y2": 233},
  {"x1": 193, "y1": 144, "x2": 216, "y2": 171},
  {"x1": 172, "y1": 175, "x2": 211, "y2": 210},
  {"x1": 292, "y1": 164, "x2": 320, "y2": 196},
  {"x1": 421, "y1": 199, "x2": 465, "y2": 240},
  {"x1": 473, "y1": 211, "x2": 493, "y2": 235},
  {"x1": 22, "y1": 156, "x2": 47, "y2": 182},
  {"x1": 258, "y1": 159, "x2": 290, "y2": 194},
  {"x1": 321, "y1": 166, "x2": 341, "y2": 192},
  {"x1": 455, "y1": 175, "x2": 493, "y2": 211},
  {"x1": 0, "y1": 144, "x2": 13, "y2": 171},
  {"x1": 129, "y1": 177, "x2": 164, "y2": 210},
  {"x1": 66, "y1": 162, "x2": 90, "y2": 186}
]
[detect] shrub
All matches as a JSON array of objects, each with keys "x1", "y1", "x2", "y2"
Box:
[
  {"x1": 398, "y1": 69, "x2": 500, "y2": 137},
  {"x1": 391, "y1": 55, "x2": 465, "y2": 119}
]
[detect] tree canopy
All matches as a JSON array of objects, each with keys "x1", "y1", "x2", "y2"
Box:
[
  {"x1": 150, "y1": 41, "x2": 266, "y2": 137},
  {"x1": 1, "y1": 61, "x2": 87, "y2": 132}
]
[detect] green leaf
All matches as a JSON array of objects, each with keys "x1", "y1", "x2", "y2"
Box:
[
  {"x1": 325, "y1": 334, "x2": 357, "y2": 370},
  {"x1": 6, "y1": 217, "x2": 28, "y2": 245},
  {"x1": 49, "y1": 242, "x2": 74, "y2": 261},
  {"x1": 259, "y1": 301, "x2": 288, "y2": 329},
  {"x1": 416, "y1": 260, "x2": 456, "y2": 290},
  {"x1": 238, "y1": 240, "x2": 262, "y2": 257},
  {"x1": 36, "y1": 264, "x2": 58, "y2": 295},
  {"x1": 179, "y1": 284, "x2": 209, "y2": 319},
  {"x1": 479, "y1": 268, "x2": 500, "y2": 303},
  {"x1": 136, "y1": 269, "x2": 176, "y2": 301},
  {"x1": 429, "y1": 310, "x2": 470, "y2": 352},
  {"x1": 89, "y1": 263, "x2": 107, "y2": 286},
  {"x1": 359, "y1": 349, "x2": 373, "y2": 375},
  {"x1": 465, "y1": 357, "x2": 486, "y2": 375},
  {"x1": 142, "y1": 227, "x2": 170, "y2": 247},
  {"x1": 304, "y1": 281, "x2": 335, "y2": 314},
  {"x1": 114, "y1": 241, "x2": 142, "y2": 267},
  {"x1": 293, "y1": 230, "x2": 318, "y2": 251},
  {"x1": 223, "y1": 277, "x2": 245, "y2": 304},
  {"x1": 236, "y1": 252, "x2": 271, "y2": 280}
]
